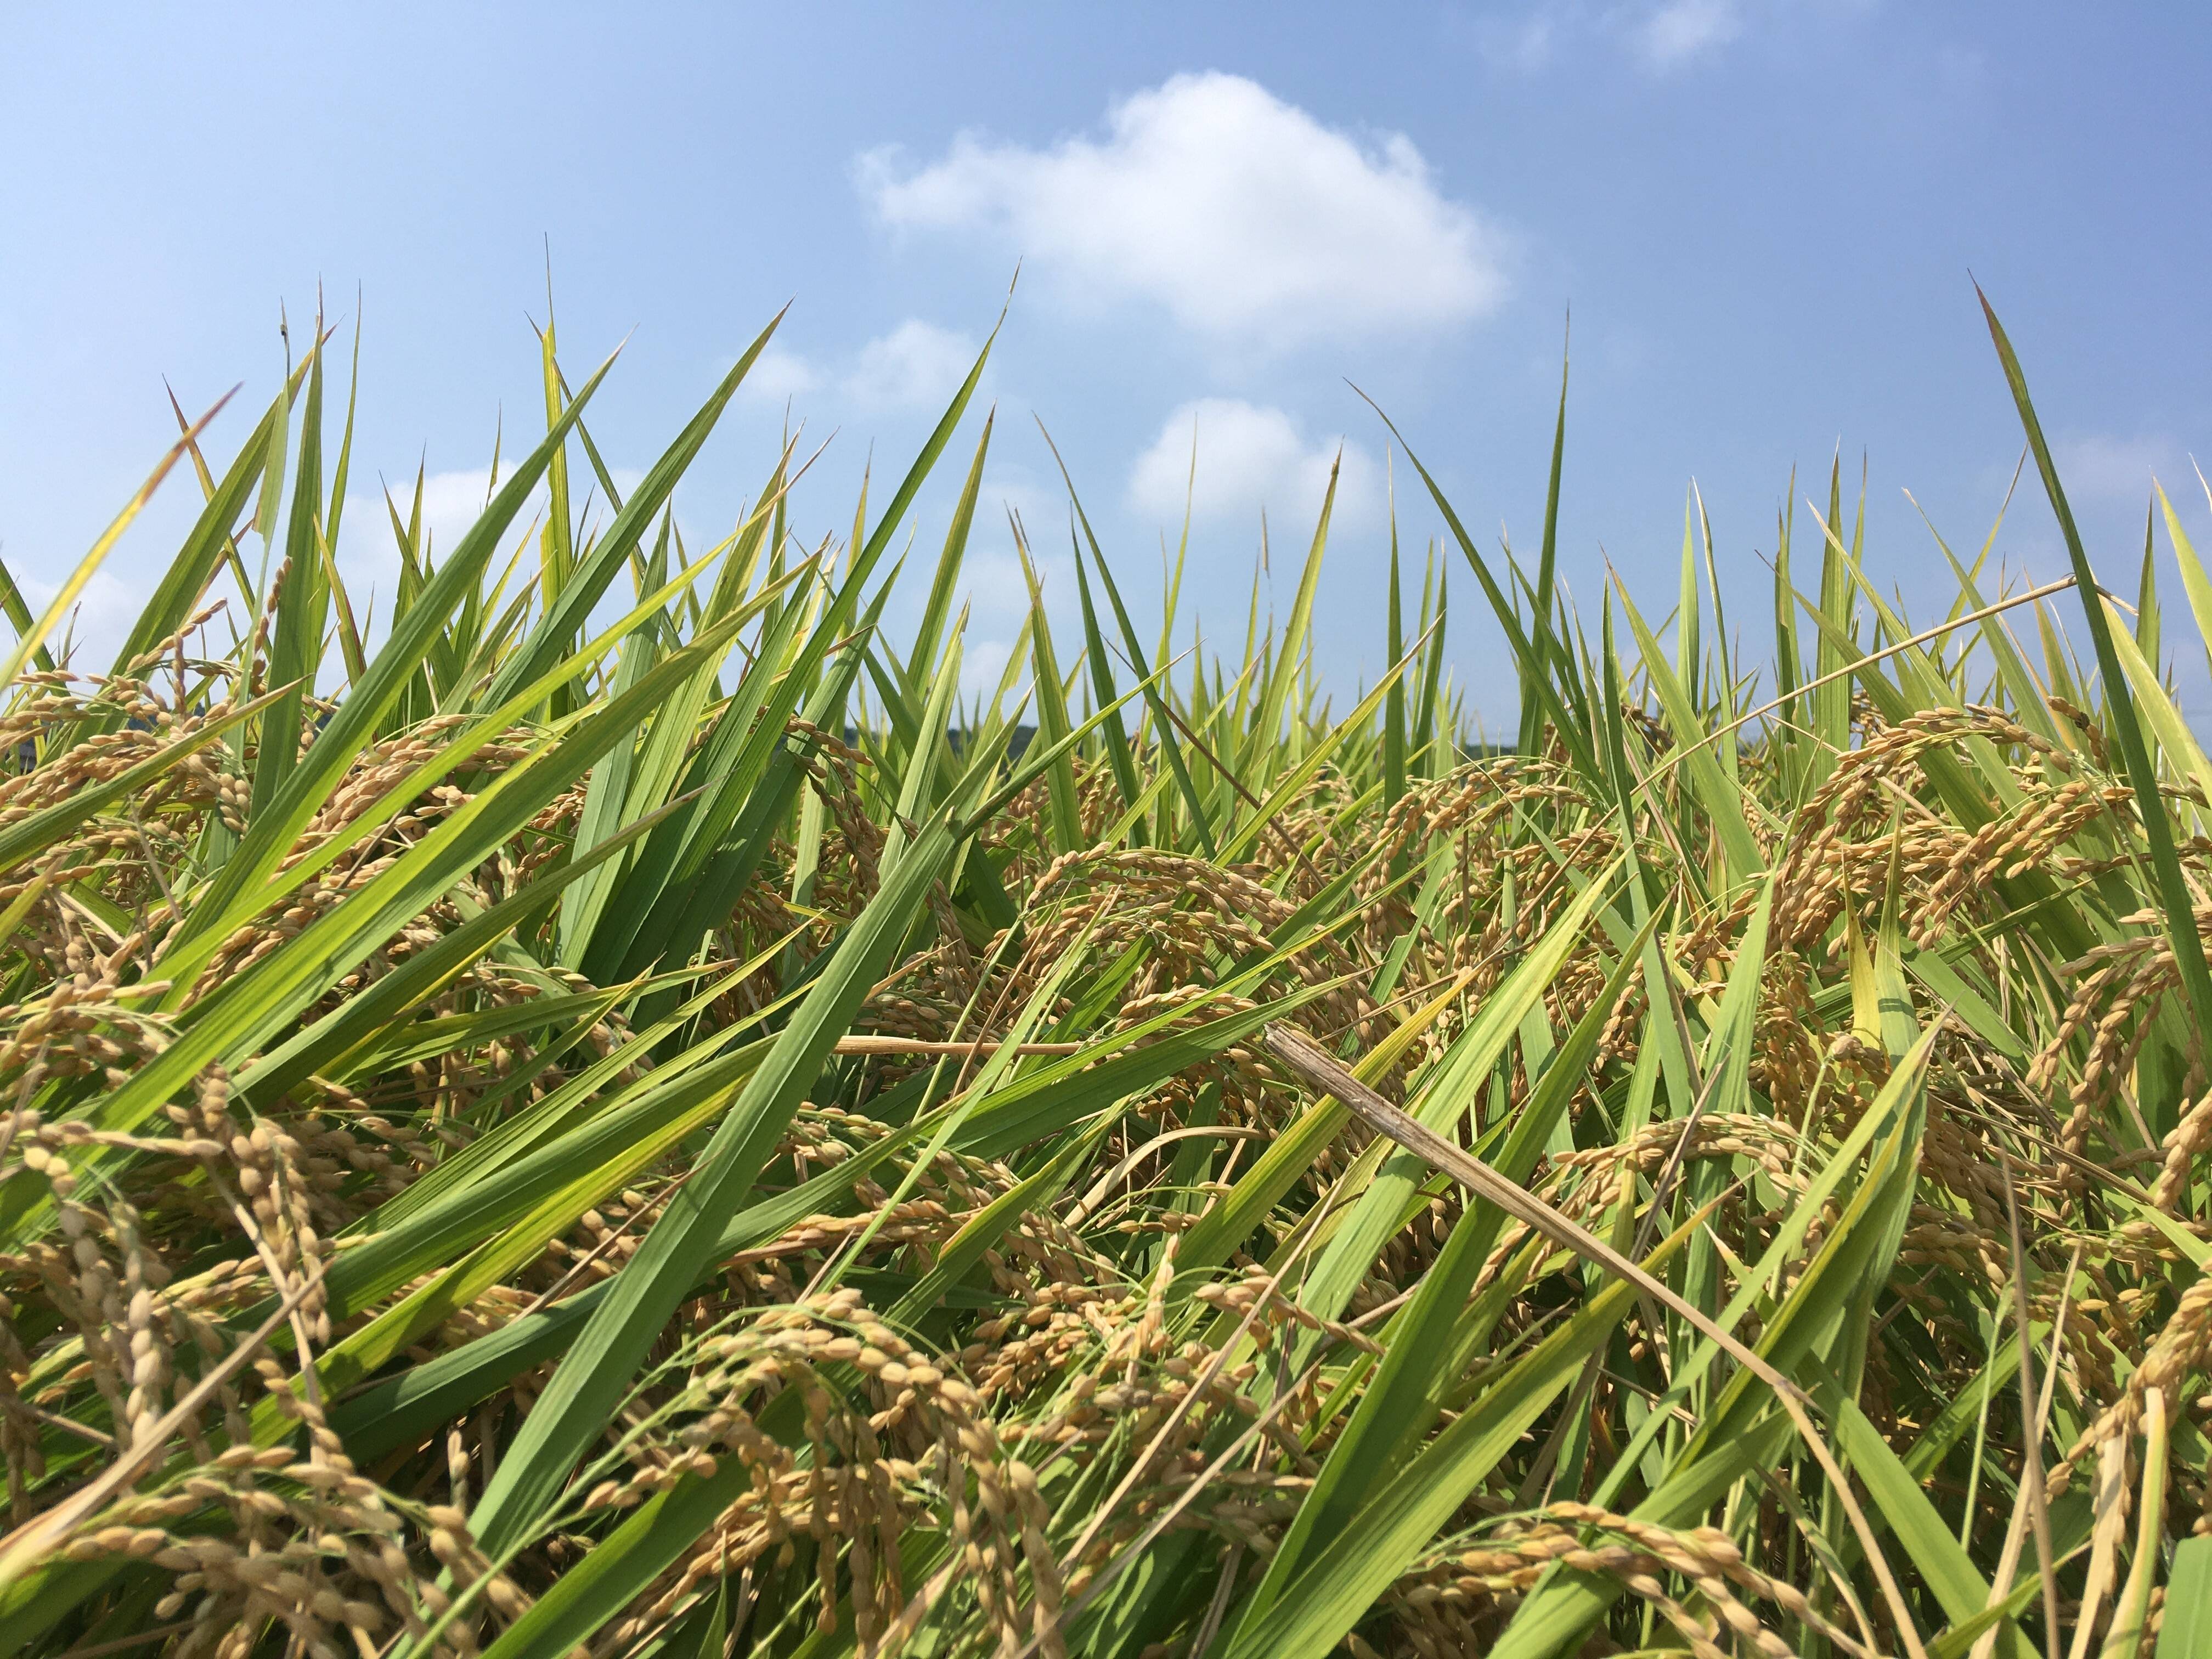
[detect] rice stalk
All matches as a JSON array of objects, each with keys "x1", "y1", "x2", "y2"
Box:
[{"x1": 0, "y1": 296, "x2": 2207, "y2": 1659}]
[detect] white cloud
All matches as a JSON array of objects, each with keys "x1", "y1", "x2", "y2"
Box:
[
  {"x1": 9, "y1": 463, "x2": 563, "y2": 678},
  {"x1": 325, "y1": 465, "x2": 535, "y2": 647},
  {"x1": 15, "y1": 451, "x2": 674, "y2": 680},
  {"x1": 861, "y1": 72, "x2": 1507, "y2": 348},
  {"x1": 987, "y1": 479, "x2": 1070, "y2": 550},
  {"x1": 16, "y1": 568, "x2": 145, "y2": 673},
  {"x1": 1633, "y1": 0, "x2": 1745, "y2": 69},
  {"x1": 335, "y1": 458, "x2": 652, "y2": 636},
  {"x1": 955, "y1": 543, "x2": 1081, "y2": 650},
  {"x1": 735, "y1": 321, "x2": 980, "y2": 414},
  {"x1": 1128, "y1": 399, "x2": 1380, "y2": 531},
  {"x1": 416, "y1": 466, "x2": 530, "y2": 555},
  {"x1": 739, "y1": 346, "x2": 822, "y2": 404},
  {"x1": 2053, "y1": 435, "x2": 2183, "y2": 504},
  {"x1": 938, "y1": 542, "x2": 1080, "y2": 707},
  {"x1": 845, "y1": 320, "x2": 979, "y2": 410},
  {"x1": 369, "y1": 463, "x2": 546, "y2": 566},
  {"x1": 958, "y1": 548, "x2": 1035, "y2": 625},
  {"x1": 959, "y1": 636, "x2": 1015, "y2": 703}
]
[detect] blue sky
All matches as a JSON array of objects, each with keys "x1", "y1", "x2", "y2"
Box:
[{"x1": 5, "y1": 3, "x2": 2209, "y2": 724}]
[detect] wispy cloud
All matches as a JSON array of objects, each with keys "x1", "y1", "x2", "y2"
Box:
[
  {"x1": 1633, "y1": 0, "x2": 1745, "y2": 70},
  {"x1": 1483, "y1": 13, "x2": 1561, "y2": 72},
  {"x1": 1476, "y1": 0, "x2": 1796, "y2": 77},
  {"x1": 860, "y1": 72, "x2": 1508, "y2": 349},
  {"x1": 2053, "y1": 433, "x2": 2187, "y2": 504}
]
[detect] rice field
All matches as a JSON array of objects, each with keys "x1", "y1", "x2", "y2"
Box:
[{"x1": 2, "y1": 295, "x2": 2209, "y2": 1659}]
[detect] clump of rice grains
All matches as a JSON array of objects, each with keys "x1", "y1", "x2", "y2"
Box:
[{"x1": 7, "y1": 329, "x2": 2211, "y2": 1659}]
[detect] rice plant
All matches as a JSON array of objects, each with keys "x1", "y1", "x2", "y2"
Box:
[{"x1": 1, "y1": 291, "x2": 2210, "y2": 1659}]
